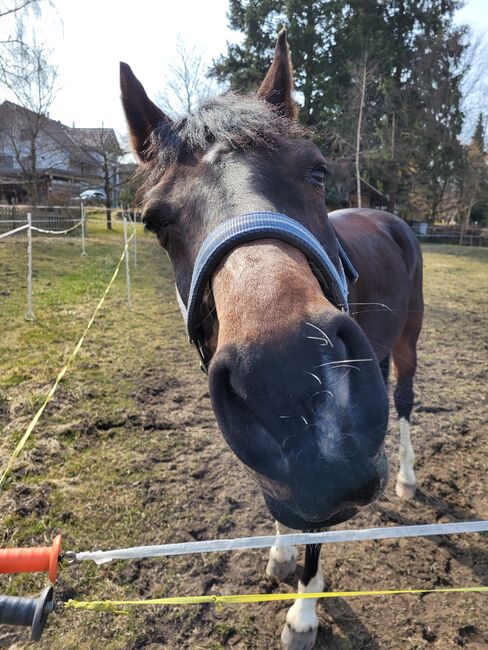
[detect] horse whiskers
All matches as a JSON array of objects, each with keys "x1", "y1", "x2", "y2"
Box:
[
  {"x1": 305, "y1": 371, "x2": 322, "y2": 385},
  {"x1": 305, "y1": 322, "x2": 334, "y2": 348},
  {"x1": 315, "y1": 358, "x2": 372, "y2": 369},
  {"x1": 309, "y1": 389, "x2": 334, "y2": 400},
  {"x1": 339, "y1": 301, "x2": 394, "y2": 312},
  {"x1": 327, "y1": 364, "x2": 360, "y2": 372}
]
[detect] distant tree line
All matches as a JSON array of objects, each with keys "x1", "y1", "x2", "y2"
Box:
[{"x1": 211, "y1": 0, "x2": 488, "y2": 225}]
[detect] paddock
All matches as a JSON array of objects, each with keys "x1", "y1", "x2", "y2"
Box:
[{"x1": 0, "y1": 223, "x2": 486, "y2": 649}]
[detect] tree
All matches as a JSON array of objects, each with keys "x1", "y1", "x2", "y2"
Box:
[
  {"x1": 0, "y1": 1, "x2": 42, "y2": 75},
  {"x1": 157, "y1": 35, "x2": 216, "y2": 117},
  {"x1": 0, "y1": 40, "x2": 58, "y2": 205},
  {"x1": 213, "y1": 0, "x2": 468, "y2": 220},
  {"x1": 460, "y1": 114, "x2": 488, "y2": 234}
]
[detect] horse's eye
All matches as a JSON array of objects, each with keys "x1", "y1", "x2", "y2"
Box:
[
  {"x1": 309, "y1": 166, "x2": 328, "y2": 187},
  {"x1": 142, "y1": 205, "x2": 161, "y2": 233},
  {"x1": 142, "y1": 203, "x2": 174, "y2": 234}
]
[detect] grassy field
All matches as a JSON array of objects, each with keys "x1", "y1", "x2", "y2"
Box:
[{"x1": 0, "y1": 225, "x2": 486, "y2": 649}]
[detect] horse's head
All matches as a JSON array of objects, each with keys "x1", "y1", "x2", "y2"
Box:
[{"x1": 120, "y1": 31, "x2": 388, "y2": 530}]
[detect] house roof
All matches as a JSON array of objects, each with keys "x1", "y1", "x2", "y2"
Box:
[
  {"x1": 352, "y1": 176, "x2": 388, "y2": 201},
  {"x1": 0, "y1": 101, "x2": 122, "y2": 166},
  {"x1": 0, "y1": 101, "x2": 96, "y2": 166},
  {"x1": 68, "y1": 127, "x2": 123, "y2": 157}
]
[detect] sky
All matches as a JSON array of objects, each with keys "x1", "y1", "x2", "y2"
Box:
[{"x1": 1, "y1": 0, "x2": 488, "y2": 140}]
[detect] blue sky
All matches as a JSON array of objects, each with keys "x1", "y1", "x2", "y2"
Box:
[{"x1": 1, "y1": 0, "x2": 487, "y2": 138}]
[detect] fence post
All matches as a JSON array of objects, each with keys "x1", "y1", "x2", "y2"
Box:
[
  {"x1": 123, "y1": 213, "x2": 132, "y2": 310},
  {"x1": 132, "y1": 207, "x2": 137, "y2": 268},
  {"x1": 80, "y1": 202, "x2": 87, "y2": 257},
  {"x1": 25, "y1": 212, "x2": 35, "y2": 321}
]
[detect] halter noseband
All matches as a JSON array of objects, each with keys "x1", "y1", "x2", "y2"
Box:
[{"x1": 176, "y1": 211, "x2": 358, "y2": 371}]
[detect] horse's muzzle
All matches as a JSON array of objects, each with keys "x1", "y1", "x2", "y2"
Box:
[{"x1": 208, "y1": 312, "x2": 389, "y2": 529}]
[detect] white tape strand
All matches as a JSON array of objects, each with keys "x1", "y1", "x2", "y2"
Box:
[
  {"x1": 31, "y1": 221, "x2": 82, "y2": 235},
  {"x1": 74, "y1": 520, "x2": 488, "y2": 565},
  {"x1": 0, "y1": 223, "x2": 29, "y2": 239}
]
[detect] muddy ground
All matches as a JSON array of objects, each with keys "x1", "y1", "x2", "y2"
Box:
[{"x1": 0, "y1": 232, "x2": 486, "y2": 649}]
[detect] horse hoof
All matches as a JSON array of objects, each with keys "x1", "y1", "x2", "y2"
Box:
[
  {"x1": 281, "y1": 622, "x2": 318, "y2": 650},
  {"x1": 266, "y1": 557, "x2": 297, "y2": 580},
  {"x1": 396, "y1": 481, "x2": 416, "y2": 499}
]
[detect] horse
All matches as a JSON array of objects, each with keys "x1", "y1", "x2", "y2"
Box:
[{"x1": 120, "y1": 30, "x2": 423, "y2": 650}]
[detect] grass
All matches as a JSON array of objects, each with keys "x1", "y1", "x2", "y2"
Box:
[{"x1": 0, "y1": 230, "x2": 486, "y2": 649}]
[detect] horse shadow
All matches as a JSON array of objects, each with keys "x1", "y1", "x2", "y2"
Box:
[
  {"x1": 409, "y1": 489, "x2": 488, "y2": 586},
  {"x1": 315, "y1": 597, "x2": 381, "y2": 649}
]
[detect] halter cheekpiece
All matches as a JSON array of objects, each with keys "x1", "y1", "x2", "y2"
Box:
[{"x1": 175, "y1": 211, "x2": 358, "y2": 371}]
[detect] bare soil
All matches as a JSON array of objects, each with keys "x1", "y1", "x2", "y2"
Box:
[{"x1": 0, "y1": 235, "x2": 486, "y2": 650}]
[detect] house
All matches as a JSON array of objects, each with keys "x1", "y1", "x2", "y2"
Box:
[
  {"x1": 348, "y1": 178, "x2": 388, "y2": 210},
  {"x1": 326, "y1": 174, "x2": 388, "y2": 212},
  {"x1": 0, "y1": 100, "x2": 122, "y2": 204}
]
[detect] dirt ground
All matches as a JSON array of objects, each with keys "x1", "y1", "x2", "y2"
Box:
[{"x1": 0, "y1": 232, "x2": 486, "y2": 649}]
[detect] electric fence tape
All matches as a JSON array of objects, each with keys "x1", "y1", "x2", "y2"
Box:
[
  {"x1": 72, "y1": 520, "x2": 488, "y2": 564},
  {"x1": 0, "y1": 224, "x2": 29, "y2": 239},
  {"x1": 64, "y1": 586, "x2": 488, "y2": 614},
  {"x1": 31, "y1": 221, "x2": 83, "y2": 235}
]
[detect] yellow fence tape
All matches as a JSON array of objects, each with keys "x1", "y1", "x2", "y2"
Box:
[
  {"x1": 64, "y1": 586, "x2": 488, "y2": 614},
  {"x1": 0, "y1": 234, "x2": 134, "y2": 488}
]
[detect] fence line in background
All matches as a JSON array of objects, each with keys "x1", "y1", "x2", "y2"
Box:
[
  {"x1": 81, "y1": 203, "x2": 87, "y2": 257},
  {"x1": 0, "y1": 232, "x2": 135, "y2": 488},
  {"x1": 1, "y1": 207, "x2": 140, "y2": 318},
  {"x1": 123, "y1": 214, "x2": 132, "y2": 310},
  {"x1": 26, "y1": 213, "x2": 34, "y2": 320},
  {"x1": 0, "y1": 223, "x2": 28, "y2": 239}
]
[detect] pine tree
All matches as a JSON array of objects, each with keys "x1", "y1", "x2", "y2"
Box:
[
  {"x1": 212, "y1": 0, "x2": 468, "y2": 220},
  {"x1": 461, "y1": 113, "x2": 488, "y2": 232}
]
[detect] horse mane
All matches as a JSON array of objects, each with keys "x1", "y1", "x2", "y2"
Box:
[{"x1": 142, "y1": 92, "x2": 307, "y2": 179}]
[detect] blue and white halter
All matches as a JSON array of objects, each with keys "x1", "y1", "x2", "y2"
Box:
[{"x1": 176, "y1": 211, "x2": 358, "y2": 370}]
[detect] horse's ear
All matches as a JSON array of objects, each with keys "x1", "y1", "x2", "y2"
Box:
[
  {"x1": 120, "y1": 62, "x2": 171, "y2": 161},
  {"x1": 257, "y1": 29, "x2": 297, "y2": 119}
]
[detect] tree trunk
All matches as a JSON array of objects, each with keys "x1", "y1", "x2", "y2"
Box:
[{"x1": 355, "y1": 53, "x2": 368, "y2": 209}]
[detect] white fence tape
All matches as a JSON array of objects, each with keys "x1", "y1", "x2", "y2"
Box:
[
  {"x1": 0, "y1": 223, "x2": 29, "y2": 239},
  {"x1": 73, "y1": 520, "x2": 488, "y2": 565},
  {"x1": 31, "y1": 221, "x2": 82, "y2": 235}
]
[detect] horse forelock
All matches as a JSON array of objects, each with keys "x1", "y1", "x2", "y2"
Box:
[{"x1": 140, "y1": 93, "x2": 307, "y2": 187}]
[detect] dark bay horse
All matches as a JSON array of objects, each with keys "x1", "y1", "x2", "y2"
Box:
[{"x1": 120, "y1": 30, "x2": 423, "y2": 650}]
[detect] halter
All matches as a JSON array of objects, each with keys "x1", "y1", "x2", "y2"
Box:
[{"x1": 176, "y1": 211, "x2": 358, "y2": 371}]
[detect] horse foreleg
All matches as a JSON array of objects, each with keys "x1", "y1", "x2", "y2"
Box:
[
  {"x1": 281, "y1": 544, "x2": 322, "y2": 650},
  {"x1": 266, "y1": 521, "x2": 298, "y2": 580}
]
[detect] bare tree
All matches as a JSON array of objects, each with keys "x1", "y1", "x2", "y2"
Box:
[
  {"x1": 0, "y1": 40, "x2": 58, "y2": 205},
  {"x1": 351, "y1": 51, "x2": 367, "y2": 208},
  {"x1": 157, "y1": 35, "x2": 216, "y2": 117},
  {"x1": 460, "y1": 34, "x2": 488, "y2": 142},
  {"x1": 0, "y1": 1, "x2": 42, "y2": 74},
  {"x1": 348, "y1": 51, "x2": 376, "y2": 208}
]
